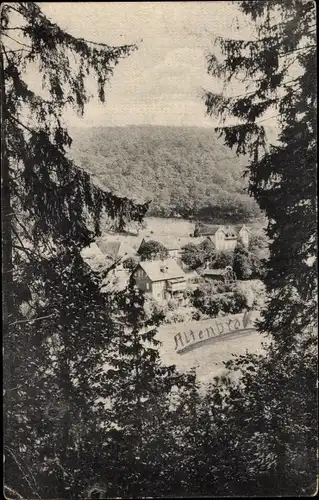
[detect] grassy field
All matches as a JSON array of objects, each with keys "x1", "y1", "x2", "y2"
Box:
[
  {"x1": 102, "y1": 216, "x2": 268, "y2": 250},
  {"x1": 157, "y1": 318, "x2": 269, "y2": 384},
  {"x1": 141, "y1": 216, "x2": 267, "y2": 238},
  {"x1": 141, "y1": 217, "x2": 195, "y2": 238}
]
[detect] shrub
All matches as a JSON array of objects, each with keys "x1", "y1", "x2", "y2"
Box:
[
  {"x1": 233, "y1": 242, "x2": 252, "y2": 280},
  {"x1": 191, "y1": 310, "x2": 201, "y2": 321},
  {"x1": 123, "y1": 256, "x2": 139, "y2": 271},
  {"x1": 138, "y1": 240, "x2": 169, "y2": 261},
  {"x1": 180, "y1": 243, "x2": 205, "y2": 270},
  {"x1": 183, "y1": 287, "x2": 194, "y2": 300},
  {"x1": 249, "y1": 253, "x2": 267, "y2": 279},
  {"x1": 192, "y1": 281, "x2": 247, "y2": 317},
  {"x1": 181, "y1": 239, "x2": 216, "y2": 270},
  {"x1": 213, "y1": 251, "x2": 234, "y2": 269},
  {"x1": 167, "y1": 298, "x2": 178, "y2": 311},
  {"x1": 164, "y1": 309, "x2": 186, "y2": 324}
]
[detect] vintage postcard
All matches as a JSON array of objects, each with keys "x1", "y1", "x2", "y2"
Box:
[{"x1": 2, "y1": 1, "x2": 317, "y2": 498}]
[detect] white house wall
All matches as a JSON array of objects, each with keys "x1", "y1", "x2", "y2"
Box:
[
  {"x1": 239, "y1": 229, "x2": 249, "y2": 247},
  {"x1": 224, "y1": 238, "x2": 237, "y2": 251},
  {"x1": 168, "y1": 249, "x2": 180, "y2": 259},
  {"x1": 215, "y1": 231, "x2": 224, "y2": 251},
  {"x1": 152, "y1": 281, "x2": 166, "y2": 300}
]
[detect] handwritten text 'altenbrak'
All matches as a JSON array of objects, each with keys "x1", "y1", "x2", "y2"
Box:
[{"x1": 174, "y1": 311, "x2": 260, "y2": 353}]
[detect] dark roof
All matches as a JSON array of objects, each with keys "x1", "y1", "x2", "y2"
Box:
[
  {"x1": 202, "y1": 269, "x2": 227, "y2": 276},
  {"x1": 198, "y1": 224, "x2": 250, "y2": 238},
  {"x1": 196, "y1": 224, "x2": 226, "y2": 236},
  {"x1": 202, "y1": 235, "x2": 216, "y2": 245},
  {"x1": 168, "y1": 277, "x2": 186, "y2": 284}
]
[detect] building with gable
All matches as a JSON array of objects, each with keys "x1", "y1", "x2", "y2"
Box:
[
  {"x1": 201, "y1": 265, "x2": 237, "y2": 284},
  {"x1": 233, "y1": 224, "x2": 250, "y2": 248},
  {"x1": 134, "y1": 258, "x2": 186, "y2": 301},
  {"x1": 97, "y1": 237, "x2": 137, "y2": 269},
  {"x1": 194, "y1": 223, "x2": 250, "y2": 251},
  {"x1": 137, "y1": 235, "x2": 198, "y2": 260}
]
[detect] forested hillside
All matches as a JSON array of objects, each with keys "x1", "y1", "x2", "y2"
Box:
[{"x1": 70, "y1": 125, "x2": 269, "y2": 222}]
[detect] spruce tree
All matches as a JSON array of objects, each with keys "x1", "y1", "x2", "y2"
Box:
[
  {"x1": 1, "y1": 3, "x2": 148, "y2": 497},
  {"x1": 201, "y1": 0, "x2": 317, "y2": 494},
  {"x1": 100, "y1": 277, "x2": 195, "y2": 497},
  {"x1": 204, "y1": 0, "x2": 317, "y2": 349}
]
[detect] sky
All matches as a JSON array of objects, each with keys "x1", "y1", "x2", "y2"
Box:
[{"x1": 35, "y1": 1, "x2": 276, "y2": 129}]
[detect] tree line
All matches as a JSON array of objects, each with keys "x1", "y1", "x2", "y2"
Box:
[
  {"x1": 70, "y1": 124, "x2": 262, "y2": 222},
  {"x1": 2, "y1": 1, "x2": 317, "y2": 498}
]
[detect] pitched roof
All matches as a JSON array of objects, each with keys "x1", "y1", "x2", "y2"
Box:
[
  {"x1": 197, "y1": 223, "x2": 252, "y2": 237},
  {"x1": 233, "y1": 224, "x2": 250, "y2": 234},
  {"x1": 196, "y1": 224, "x2": 226, "y2": 236},
  {"x1": 178, "y1": 236, "x2": 206, "y2": 248},
  {"x1": 101, "y1": 232, "x2": 143, "y2": 249},
  {"x1": 224, "y1": 226, "x2": 238, "y2": 239},
  {"x1": 139, "y1": 258, "x2": 186, "y2": 282},
  {"x1": 81, "y1": 242, "x2": 106, "y2": 261},
  {"x1": 97, "y1": 238, "x2": 136, "y2": 259},
  {"x1": 140, "y1": 235, "x2": 198, "y2": 251},
  {"x1": 202, "y1": 235, "x2": 216, "y2": 246},
  {"x1": 202, "y1": 269, "x2": 227, "y2": 276},
  {"x1": 98, "y1": 240, "x2": 121, "y2": 258}
]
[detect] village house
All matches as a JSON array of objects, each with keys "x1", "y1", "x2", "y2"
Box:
[
  {"x1": 201, "y1": 265, "x2": 237, "y2": 284},
  {"x1": 97, "y1": 237, "x2": 137, "y2": 269},
  {"x1": 134, "y1": 258, "x2": 186, "y2": 301},
  {"x1": 234, "y1": 224, "x2": 250, "y2": 248},
  {"x1": 81, "y1": 242, "x2": 130, "y2": 291},
  {"x1": 138, "y1": 235, "x2": 199, "y2": 260},
  {"x1": 194, "y1": 224, "x2": 250, "y2": 251}
]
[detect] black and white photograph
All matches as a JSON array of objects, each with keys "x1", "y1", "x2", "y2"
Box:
[{"x1": 1, "y1": 1, "x2": 317, "y2": 498}]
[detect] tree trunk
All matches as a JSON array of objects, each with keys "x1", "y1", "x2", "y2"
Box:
[{"x1": 1, "y1": 42, "x2": 14, "y2": 439}]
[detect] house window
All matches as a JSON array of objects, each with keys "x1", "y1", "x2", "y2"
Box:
[{"x1": 146, "y1": 282, "x2": 149, "y2": 290}]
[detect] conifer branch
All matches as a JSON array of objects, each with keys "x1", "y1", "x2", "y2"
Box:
[
  {"x1": 2, "y1": 32, "x2": 32, "y2": 49},
  {"x1": 4, "y1": 485, "x2": 24, "y2": 500},
  {"x1": 9, "y1": 313, "x2": 55, "y2": 326},
  {"x1": 4, "y1": 447, "x2": 41, "y2": 499}
]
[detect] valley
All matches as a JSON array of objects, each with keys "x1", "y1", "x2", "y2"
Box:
[{"x1": 70, "y1": 125, "x2": 266, "y2": 222}]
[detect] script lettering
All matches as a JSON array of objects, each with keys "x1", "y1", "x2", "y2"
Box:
[
  {"x1": 174, "y1": 332, "x2": 184, "y2": 350},
  {"x1": 170, "y1": 312, "x2": 259, "y2": 354},
  {"x1": 198, "y1": 330, "x2": 204, "y2": 340},
  {"x1": 183, "y1": 331, "x2": 192, "y2": 344},
  {"x1": 243, "y1": 310, "x2": 252, "y2": 329},
  {"x1": 215, "y1": 320, "x2": 224, "y2": 335},
  {"x1": 189, "y1": 330, "x2": 196, "y2": 342},
  {"x1": 208, "y1": 325, "x2": 216, "y2": 337},
  {"x1": 226, "y1": 319, "x2": 233, "y2": 332},
  {"x1": 233, "y1": 318, "x2": 241, "y2": 330}
]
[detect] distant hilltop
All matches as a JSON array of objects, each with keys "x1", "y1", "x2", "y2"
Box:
[{"x1": 70, "y1": 125, "x2": 277, "y2": 223}]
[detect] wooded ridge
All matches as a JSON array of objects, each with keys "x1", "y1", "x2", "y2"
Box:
[{"x1": 70, "y1": 125, "x2": 276, "y2": 222}]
